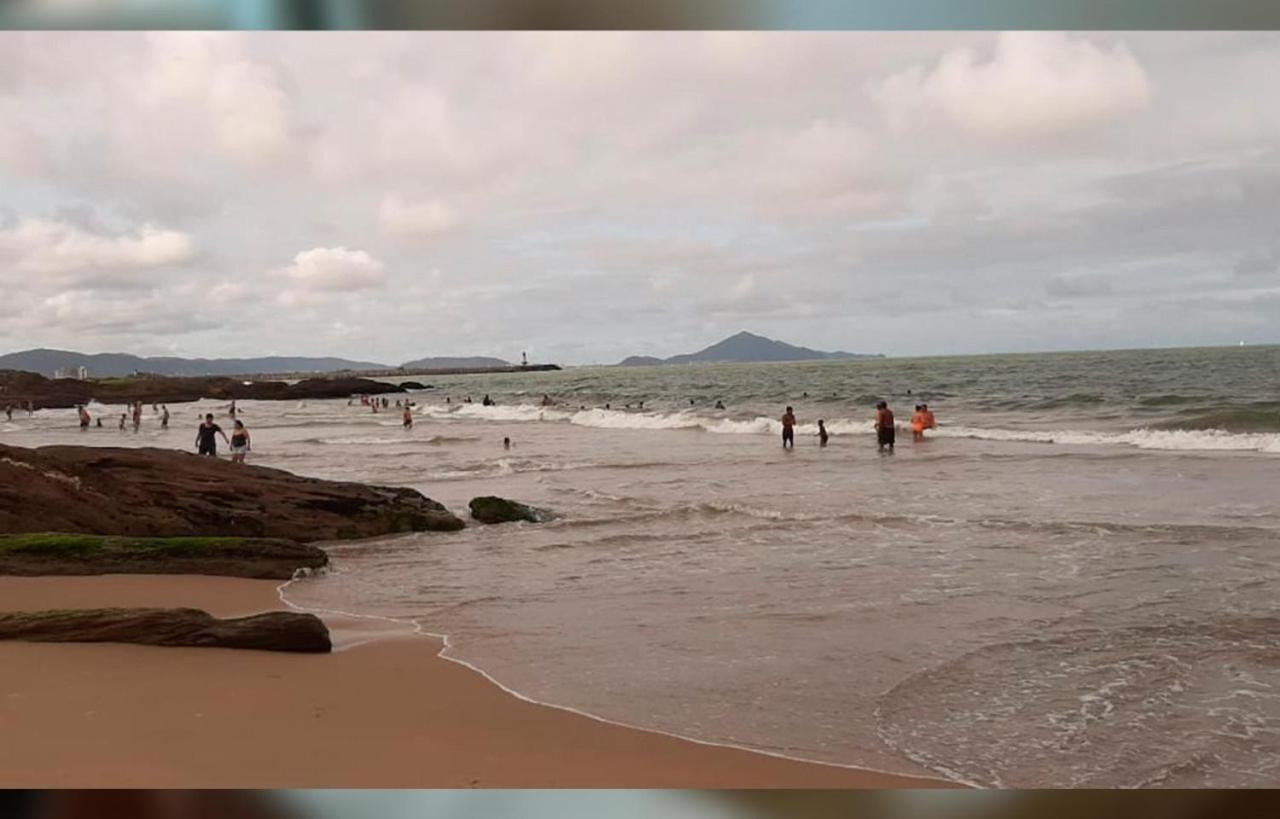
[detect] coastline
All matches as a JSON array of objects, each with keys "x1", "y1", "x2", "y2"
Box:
[{"x1": 0, "y1": 575, "x2": 955, "y2": 788}]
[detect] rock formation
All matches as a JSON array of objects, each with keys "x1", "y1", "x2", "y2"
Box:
[{"x1": 0, "y1": 608, "x2": 332, "y2": 653}]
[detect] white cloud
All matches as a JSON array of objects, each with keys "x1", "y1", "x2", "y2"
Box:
[
  {"x1": 276, "y1": 246, "x2": 387, "y2": 291},
  {"x1": 143, "y1": 33, "x2": 292, "y2": 163},
  {"x1": 872, "y1": 32, "x2": 1151, "y2": 140},
  {"x1": 0, "y1": 218, "x2": 193, "y2": 276},
  {"x1": 378, "y1": 194, "x2": 459, "y2": 238}
]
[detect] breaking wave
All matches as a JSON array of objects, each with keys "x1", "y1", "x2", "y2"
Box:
[{"x1": 409, "y1": 402, "x2": 1280, "y2": 454}]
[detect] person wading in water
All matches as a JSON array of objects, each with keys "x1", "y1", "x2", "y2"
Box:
[{"x1": 195, "y1": 413, "x2": 229, "y2": 457}]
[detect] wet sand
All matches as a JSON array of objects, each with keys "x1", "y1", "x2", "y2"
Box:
[{"x1": 0, "y1": 575, "x2": 953, "y2": 788}]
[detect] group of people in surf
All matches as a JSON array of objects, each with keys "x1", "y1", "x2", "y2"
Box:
[
  {"x1": 779, "y1": 401, "x2": 936, "y2": 452},
  {"x1": 74, "y1": 401, "x2": 171, "y2": 431}
]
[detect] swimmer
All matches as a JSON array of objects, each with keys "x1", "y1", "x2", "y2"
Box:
[
  {"x1": 818, "y1": 419, "x2": 829, "y2": 447},
  {"x1": 503, "y1": 436, "x2": 511, "y2": 450},
  {"x1": 875, "y1": 401, "x2": 895, "y2": 452},
  {"x1": 714, "y1": 400, "x2": 725, "y2": 410},
  {"x1": 780, "y1": 406, "x2": 796, "y2": 449}
]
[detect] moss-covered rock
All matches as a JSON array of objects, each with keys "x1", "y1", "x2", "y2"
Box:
[
  {"x1": 0, "y1": 533, "x2": 328, "y2": 579},
  {"x1": 0, "y1": 607, "x2": 331, "y2": 653},
  {"x1": 468, "y1": 496, "x2": 555, "y2": 525},
  {"x1": 0, "y1": 442, "x2": 465, "y2": 540}
]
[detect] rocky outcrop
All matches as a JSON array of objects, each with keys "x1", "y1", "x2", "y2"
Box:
[
  {"x1": 0, "y1": 443, "x2": 466, "y2": 539},
  {"x1": 0, "y1": 370, "x2": 402, "y2": 411},
  {"x1": 0, "y1": 533, "x2": 328, "y2": 580},
  {"x1": 468, "y1": 496, "x2": 555, "y2": 524},
  {"x1": 0, "y1": 608, "x2": 331, "y2": 653}
]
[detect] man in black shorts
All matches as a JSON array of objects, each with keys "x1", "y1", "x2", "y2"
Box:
[
  {"x1": 875, "y1": 401, "x2": 895, "y2": 452},
  {"x1": 195, "y1": 413, "x2": 229, "y2": 456},
  {"x1": 780, "y1": 405, "x2": 796, "y2": 449}
]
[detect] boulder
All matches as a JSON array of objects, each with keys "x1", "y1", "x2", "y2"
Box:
[
  {"x1": 0, "y1": 443, "x2": 465, "y2": 539},
  {"x1": 0, "y1": 533, "x2": 328, "y2": 580},
  {"x1": 0, "y1": 608, "x2": 331, "y2": 653},
  {"x1": 468, "y1": 496, "x2": 555, "y2": 524},
  {"x1": 398, "y1": 381, "x2": 429, "y2": 390}
]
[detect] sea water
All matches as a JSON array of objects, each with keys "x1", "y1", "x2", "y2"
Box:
[{"x1": 4, "y1": 345, "x2": 1278, "y2": 787}]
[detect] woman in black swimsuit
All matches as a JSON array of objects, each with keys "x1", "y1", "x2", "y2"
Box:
[{"x1": 230, "y1": 419, "x2": 251, "y2": 464}]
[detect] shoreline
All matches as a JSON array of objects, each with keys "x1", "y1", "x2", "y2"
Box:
[{"x1": 0, "y1": 574, "x2": 957, "y2": 788}]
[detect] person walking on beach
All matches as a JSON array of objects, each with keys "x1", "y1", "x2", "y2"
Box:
[
  {"x1": 781, "y1": 406, "x2": 796, "y2": 449},
  {"x1": 817, "y1": 419, "x2": 829, "y2": 447},
  {"x1": 875, "y1": 401, "x2": 895, "y2": 452},
  {"x1": 160, "y1": 405, "x2": 170, "y2": 429},
  {"x1": 402, "y1": 405, "x2": 413, "y2": 429},
  {"x1": 195, "y1": 413, "x2": 229, "y2": 457},
  {"x1": 229, "y1": 419, "x2": 251, "y2": 463},
  {"x1": 77, "y1": 405, "x2": 90, "y2": 429}
]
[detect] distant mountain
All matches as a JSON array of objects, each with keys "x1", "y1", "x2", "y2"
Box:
[
  {"x1": 0, "y1": 348, "x2": 387, "y2": 378},
  {"x1": 618, "y1": 355, "x2": 665, "y2": 367},
  {"x1": 617, "y1": 331, "x2": 881, "y2": 366},
  {"x1": 399, "y1": 355, "x2": 511, "y2": 370}
]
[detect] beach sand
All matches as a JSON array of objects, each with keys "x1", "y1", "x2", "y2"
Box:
[{"x1": 0, "y1": 575, "x2": 952, "y2": 788}]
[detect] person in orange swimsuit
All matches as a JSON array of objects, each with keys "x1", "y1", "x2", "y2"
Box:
[{"x1": 910, "y1": 404, "x2": 926, "y2": 441}]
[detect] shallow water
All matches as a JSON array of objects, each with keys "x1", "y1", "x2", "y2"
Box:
[{"x1": 4, "y1": 347, "x2": 1278, "y2": 787}]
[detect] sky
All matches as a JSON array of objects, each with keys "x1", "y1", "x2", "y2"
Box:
[{"x1": 0, "y1": 31, "x2": 1278, "y2": 365}]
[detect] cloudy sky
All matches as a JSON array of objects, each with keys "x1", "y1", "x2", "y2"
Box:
[{"x1": 1, "y1": 31, "x2": 1277, "y2": 364}]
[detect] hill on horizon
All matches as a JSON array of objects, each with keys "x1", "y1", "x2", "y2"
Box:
[
  {"x1": 0, "y1": 349, "x2": 390, "y2": 378},
  {"x1": 0, "y1": 348, "x2": 514, "y2": 378},
  {"x1": 618, "y1": 331, "x2": 881, "y2": 366}
]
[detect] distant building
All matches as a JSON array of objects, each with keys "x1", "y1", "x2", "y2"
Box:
[
  {"x1": 52, "y1": 366, "x2": 90, "y2": 380},
  {"x1": 77, "y1": 365, "x2": 89, "y2": 380}
]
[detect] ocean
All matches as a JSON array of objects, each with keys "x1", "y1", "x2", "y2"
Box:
[{"x1": 4, "y1": 345, "x2": 1278, "y2": 787}]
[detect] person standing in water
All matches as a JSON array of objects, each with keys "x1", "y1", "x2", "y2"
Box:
[
  {"x1": 817, "y1": 419, "x2": 829, "y2": 447},
  {"x1": 229, "y1": 419, "x2": 251, "y2": 463},
  {"x1": 77, "y1": 405, "x2": 90, "y2": 429},
  {"x1": 131, "y1": 401, "x2": 142, "y2": 432},
  {"x1": 780, "y1": 406, "x2": 796, "y2": 449},
  {"x1": 160, "y1": 405, "x2": 170, "y2": 429},
  {"x1": 503, "y1": 436, "x2": 511, "y2": 450},
  {"x1": 118, "y1": 413, "x2": 126, "y2": 431},
  {"x1": 402, "y1": 405, "x2": 413, "y2": 429},
  {"x1": 875, "y1": 401, "x2": 895, "y2": 452},
  {"x1": 922, "y1": 403, "x2": 936, "y2": 433},
  {"x1": 911, "y1": 404, "x2": 926, "y2": 441},
  {"x1": 195, "y1": 413, "x2": 229, "y2": 457}
]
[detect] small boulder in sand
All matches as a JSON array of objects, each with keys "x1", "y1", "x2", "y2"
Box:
[
  {"x1": 468, "y1": 496, "x2": 555, "y2": 524},
  {"x1": 0, "y1": 608, "x2": 332, "y2": 653}
]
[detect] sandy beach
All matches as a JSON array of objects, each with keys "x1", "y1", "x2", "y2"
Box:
[{"x1": 0, "y1": 575, "x2": 951, "y2": 788}]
